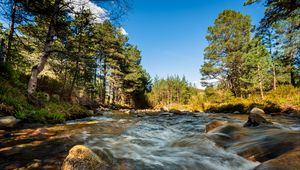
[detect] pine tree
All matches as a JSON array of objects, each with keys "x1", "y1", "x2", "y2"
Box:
[
  {"x1": 241, "y1": 38, "x2": 271, "y2": 99},
  {"x1": 200, "y1": 10, "x2": 252, "y2": 96}
]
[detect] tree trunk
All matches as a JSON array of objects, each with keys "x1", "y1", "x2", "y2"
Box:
[
  {"x1": 27, "y1": 0, "x2": 61, "y2": 96},
  {"x1": 102, "y1": 59, "x2": 107, "y2": 104},
  {"x1": 272, "y1": 64, "x2": 277, "y2": 90},
  {"x1": 258, "y1": 66, "x2": 264, "y2": 100},
  {"x1": 7, "y1": 0, "x2": 16, "y2": 61},
  {"x1": 69, "y1": 59, "x2": 79, "y2": 100}
]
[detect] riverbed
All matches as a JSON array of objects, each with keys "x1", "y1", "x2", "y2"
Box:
[{"x1": 1, "y1": 112, "x2": 299, "y2": 169}]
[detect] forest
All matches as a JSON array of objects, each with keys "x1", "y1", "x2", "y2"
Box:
[
  {"x1": 0, "y1": 0, "x2": 152, "y2": 123},
  {"x1": 0, "y1": 0, "x2": 299, "y2": 122},
  {"x1": 0, "y1": 1, "x2": 300, "y2": 170}
]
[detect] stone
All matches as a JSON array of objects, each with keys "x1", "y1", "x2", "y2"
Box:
[
  {"x1": 205, "y1": 120, "x2": 228, "y2": 133},
  {"x1": 250, "y1": 107, "x2": 265, "y2": 115},
  {"x1": 129, "y1": 109, "x2": 137, "y2": 115},
  {"x1": 29, "y1": 128, "x2": 55, "y2": 137},
  {"x1": 160, "y1": 106, "x2": 169, "y2": 112},
  {"x1": 254, "y1": 147, "x2": 300, "y2": 170},
  {"x1": 233, "y1": 111, "x2": 240, "y2": 114},
  {"x1": 61, "y1": 145, "x2": 108, "y2": 170},
  {"x1": 169, "y1": 109, "x2": 182, "y2": 114},
  {"x1": 0, "y1": 116, "x2": 19, "y2": 128},
  {"x1": 244, "y1": 108, "x2": 271, "y2": 127},
  {"x1": 159, "y1": 112, "x2": 174, "y2": 116},
  {"x1": 136, "y1": 113, "x2": 146, "y2": 117}
]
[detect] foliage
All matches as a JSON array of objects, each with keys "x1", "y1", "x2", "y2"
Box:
[
  {"x1": 201, "y1": 10, "x2": 252, "y2": 97},
  {"x1": 148, "y1": 75, "x2": 196, "y2": 107},
  {"x1": 204, "y1": 85, "x2": 299, "y2": 113}
]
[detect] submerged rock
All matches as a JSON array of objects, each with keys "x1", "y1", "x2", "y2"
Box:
[
  {"x1": 207, "y1": 123, "x2": 300, "y2": 165},
  {"x1": 159, "y1": 112, "x2": 174, "y2": 116},
  {"x1": 29, "y1": 128, "x2": 55, "y2": 137},
  {"x1": 255, "y1": 147, "x2": 300, "y2": 170},
  {"x1": 169, "y1": 109, "x2": 182, "y2": 114},
  {"x1": 244, "y1": 108, "x2": 271, "y2": 127},
  {"x1": 0, "y1": 116, "x2": 19, "y2": 128},
  {"x1": 61, "y1": 145, "x2": 108, "y2": 170},
  {"x1": 205, "y1": 120, "x2": 227, "y2": 133}
]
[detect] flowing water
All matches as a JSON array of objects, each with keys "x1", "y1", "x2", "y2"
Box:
[{"x1": 1, "y1": 112, "x2": 299, "y2": 170}]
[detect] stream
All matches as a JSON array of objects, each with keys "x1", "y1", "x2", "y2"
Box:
[{"x1": 1, "y1": 112, "x2": 300, "y2": 170}]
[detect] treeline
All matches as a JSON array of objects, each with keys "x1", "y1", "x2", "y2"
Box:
[
  {"x1": 148, "y1": 76, "x2": 197, "y2": 107},
  {"x1": 201, "y1": 1, "x2": 300, "y2": 99},
  {"x1": 0, "y1": 0, "x2": 150, "y2": 108}
]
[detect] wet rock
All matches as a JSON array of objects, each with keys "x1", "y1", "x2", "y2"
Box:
[
  {"x1": 0, "y1": 116, "x2": 19, "y2": 128},
  {"x1": 159, "y1": 112, "x2": 174, "y2": 116},
  {"x1": 244, "y1": 108, "x2": 271, "y2": 127},
  {"x1": 29, "y1": 128, "x2": 55, "y2": 137},
  {"x1": 233, "y1": 111, "x2": 240, "y2": 114},
  {"x1": 160, "y1": 106, "x2": 169, "y2": 112},
  {"x1": 129, "y1": 109, "x2": 137, "y2": 115},
  {"x1": 205, "y1": 120, "x2": 228, "y2": 133},
  {"x1": 255, "y1": 147, "x2": 300, "y2": 170},
  {"x1": 250, "y1": 107, "x2": 265, "y2": 115},
  {"x1": 289, "y1": 110, "x2": 300, "y2": 118},
  {"x1": 208, "y1": 123, "x2": 300, "y2": 163},
  {"x1": 169, "y1": 109, "x2": 182, "y2": 114},
  {"x1": 136, "y1": 112, "x2": 146, "y2": 117},
  {"x1": 61, "y1": 145, "x2": 108, "y2": 170}
]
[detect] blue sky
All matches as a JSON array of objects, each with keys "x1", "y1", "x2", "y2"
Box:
[{"x1": 121, "y1": 0, "x2": 265, "y2": 87}]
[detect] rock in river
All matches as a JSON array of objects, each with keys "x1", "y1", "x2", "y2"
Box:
[
  {"x1": 205, "y1": 120, "x2": 227, "y2": 133},
  {"x1": 0, "y1": 116, "x2": 19, "y2": 128},
  {"x1": 244, "y1": 107, "x2": 271, "y2": 127},
  {"x1": 61, "y1": 145, "x2": 108, "y2": 170},
  {"x1": 255, "y1": 147, "x2": 300, "y2": 170}
]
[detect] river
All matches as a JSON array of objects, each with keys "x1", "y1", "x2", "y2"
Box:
[{"x1": 1, "y1": 112, "x2": 299, "y2": 169}]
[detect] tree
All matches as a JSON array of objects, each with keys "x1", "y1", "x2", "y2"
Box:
[
  {"x1": 24, "y1": 0, "x2": 129, "y2": 101},
  {"x1": 256, "y1": 26, "x2": 280, "y2": 90},
  {"x1": 122, "y1": 45, "x2": 151, "y2": 107},
  {"x1": 244, "y1": 0, "x2": 300, "y2": 29},
  {"x1": 241, "y1": 38, "x2": 271, "y2": 99},
  {"x1": 200, "y1": 10, "x2": 252, "y2": 97}
]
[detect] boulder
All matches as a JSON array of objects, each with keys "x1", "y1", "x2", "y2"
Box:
[
  {"x1": 255, "y1": 147, "x2": 300, "y2": 170},
  {"x1": 0, "y1": 116, "x2": 19, "y2": 128},
  {"x1": 233, "y1": 111, "x2": 240, "y2": 114},
  {"x1": 244, "y1": 108, "x2": 271, "y2": 127},
  {"x1": 205, "y1": 120, "x2": 227, "y2": 133},
  {"x1": 250, "y1": 107, "x2": 265, "y2": 115},
  {"x1": 169, "y1": 109, "x2": 182, "y2": 114},
  {"x1": 61, "y1": 145, "x2": 108, "y2": 170},
  {"x1": 160, "y1": 106, "x2": 169, "y2": 112}
]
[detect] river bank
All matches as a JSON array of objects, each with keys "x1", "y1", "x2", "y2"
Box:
[{"x1": 1, "y1": 110, "x2": 299, "y2": 170}]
